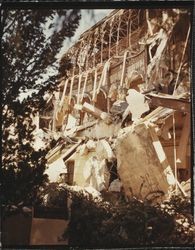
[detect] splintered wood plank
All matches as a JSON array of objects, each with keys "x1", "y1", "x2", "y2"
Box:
[
  {"x1": 149, "y1": 126, "x2": 174, "y2": 173},
  {"x1": 148, "y1": 126, "x2": 187, "y2": 197},
  {"x1": 62, "y1": 140, "x2": 82, "y2": 162},
  {"x1": 82, "y1": 102, "x2": 104, "y2": 118},
  {"x1": 82, "y1": 102, "x2": 111, "y2": 124},
  {"x1": 139, "y1": 107, "x2": 164, "y2": 123}
]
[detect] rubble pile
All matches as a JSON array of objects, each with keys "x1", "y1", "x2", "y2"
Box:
[{"x1": 37, "y1": 8, "x2": 191, "y2": 203}]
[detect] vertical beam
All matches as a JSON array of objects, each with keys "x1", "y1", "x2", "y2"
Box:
[
  {"x1": 81, "y1": 72, "x2": 89, "y2": 102},
  {"x1": 120, "y1": 51, "x2": 128, "y2": 86},
  {"x1": 59, "y1": 78, "x2": 69, "y2": 108},
  {"x1": 148, "y1": 125, "x2": 187, "y2": 197},
  {"x1": 149, "y1": 125, "x2": 173, "y2": 171},
  {"x1": 173, "y1": 25, "x2": 191, "y2": 94},
  {"x1": 126, "y1": 10, "x2": 131, "y2": 48},
  {"x1": 146, "y1": 9, "x2": 153, "y2": 36},
  {"x1": 116, "y1": 14, "x2": 121, "y2": 55},
  {"x1": 100, "y1": 23, "x2": 106, "y2": 64},
  {"x1": 77, "y1": 72, "x2": 82, "y2": 104},
  {"x1": 97, "y1": 60, "x2": 110, "y2": 94},
  {"x1": 129, "y1": 21, "x2": 132, "y2": 50},
  {"x1": 93, "y1": 29, "x2": 99, "y2": 67},
  {"x1": 109, "y1": 18, "x2": 114, "y2": 58},
  {"x1": 85, "y1": 35, "x2": 92, "y2": 70},
  {"x1": 52, "y1": 98, "x2": 57, "y2": 132},
  {"x1": 69, "y1": 75, "x2": 75, "y2": 105},
  {"x1": 172, "y1": 112, "x2": 178, "y2": 193},
  {"x1": 176, "y1": 113, "x2": 190, "y2": 169},
  {"x1": 116, "y1": 15, "x2": 121, "y2": 54},
  {"x1": 92, "y1": 68, "x2": 98, "y2": 102}
]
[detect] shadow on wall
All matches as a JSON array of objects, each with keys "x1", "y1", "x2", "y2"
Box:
[
  {"x1": 2, "y1": 213, "x2": 32, "y2": 246},
  {"x1": 2, "y1": 209, "x2": 69, "y2": 246},
  {"x1": 30, "y1": 218, "x2": 68, "y2": 245}
]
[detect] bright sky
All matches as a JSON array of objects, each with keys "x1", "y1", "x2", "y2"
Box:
[
  {"x1": 58, "y1": 9, "x2": 113, "y2": 58},
  {"x1": 18, "y1": 9, "x2": 113, "y2": 102}
]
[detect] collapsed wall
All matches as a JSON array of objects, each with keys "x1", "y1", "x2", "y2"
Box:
[
  {"x1": 116, "y1": 124, "x2": 169, "y2": 199},
  {"x1": 40, "y1": 8, "x2": 191, "y2": 202}
]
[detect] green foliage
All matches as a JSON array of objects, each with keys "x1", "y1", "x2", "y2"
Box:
[
  {"x1": 62, "y1": 189, "x2": 194, "y2": 247},
  {"x1": 1, "y1": 104, "x2": 49, "y2": 206},
  {"x1": 1, "y1": 8, "x2": 80, "y2": 206}
]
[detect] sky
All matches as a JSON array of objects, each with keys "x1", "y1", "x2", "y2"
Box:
[
  {"x1": 18, "y1": 9, "x2": 113, "y2": 102},
  {"x1": 58, "y1": 9, "x2": 113, "y2": 58}
]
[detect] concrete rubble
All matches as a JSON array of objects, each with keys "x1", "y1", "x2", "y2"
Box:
[{"x1": 37, "y1": 9, "x2": 191, "y2": 202}]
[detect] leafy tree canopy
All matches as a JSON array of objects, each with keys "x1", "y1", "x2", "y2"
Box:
[{"x1": 1, "y1": 8, "x2": 81, "y2": 206}]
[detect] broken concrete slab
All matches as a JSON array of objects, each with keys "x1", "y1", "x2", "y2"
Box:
[{"x1": 115, "y1": 123, "x2": 174, "y2": 200}]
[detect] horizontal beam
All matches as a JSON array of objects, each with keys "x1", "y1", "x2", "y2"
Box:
[{"x1": 147, "y1": 94, "x2": 190, "y2": 113}]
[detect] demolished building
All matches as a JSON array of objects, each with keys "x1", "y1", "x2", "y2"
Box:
[{"x1": 40, "y1": 9, "x2": 191, "y2": 201}]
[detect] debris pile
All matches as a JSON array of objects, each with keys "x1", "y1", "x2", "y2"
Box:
[{"x1": 38, "y1": 8, "x2": 191, "y2": 203}]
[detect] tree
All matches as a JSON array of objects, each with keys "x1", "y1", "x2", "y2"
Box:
[
  {"x1": 62, "y1": 189, "x2": 194, "y2": 247},
  {"x1": 1, "y1": 8, "x2": 81, "y2": 206}
]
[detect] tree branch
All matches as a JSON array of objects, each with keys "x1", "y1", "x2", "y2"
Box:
[{"x1": 3, "y1": 16, "x2": 17, "y2": 35}]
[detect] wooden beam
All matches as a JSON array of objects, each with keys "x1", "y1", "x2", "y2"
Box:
[
  {"x1": 75, "y1": 120, "x2": 97, "y2": 132},
  {"x1": 149, "y1": 126, "x2": 173, "y2": 171},
  {"x1": 46, "y1": 144, "x2": 63, "y2": 160},
  {"x1": 82, "y1": 102, "x2": 111, "y2": 123},
  {"x1": 40, "y1": 116, "x2": 52, "y2": 120},
  {"x1": 63, "y1": 140, "x2": 82, "y2": 162},
  {"x1": 120, "y1": 51, "x2": 128, "y2": 86},
  {"x1": 148, "y1": 126, "x2": 187, "y2": 197},
  {"x1": 176, "y1": 113, "x2": 190, "y2": 169},
  {"x1": 82, "y1": 102, "x2": 102, "y2": 118},
  {"x1": 147, "y1": 94, "x2": 190, "y2": 113},
  {"x1": 64, "y1": 120, "x2": 97, "y2": 137},
  {"x1": 46, "y1": 140, "x2": 83, "y2": 164}
]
